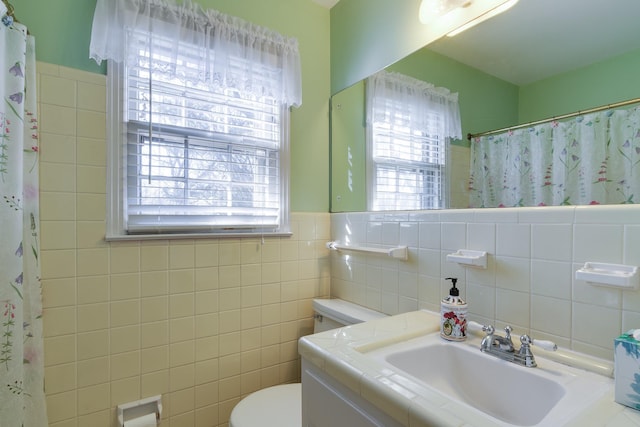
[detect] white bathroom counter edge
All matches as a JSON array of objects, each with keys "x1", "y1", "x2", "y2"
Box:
[{"x1": 298, "y1": 309, "x2": 640, "y2": 427}]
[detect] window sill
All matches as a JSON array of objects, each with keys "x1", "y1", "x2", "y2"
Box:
[{"x1": 105, "y1": 231, "x2": 293, "y2": 241}]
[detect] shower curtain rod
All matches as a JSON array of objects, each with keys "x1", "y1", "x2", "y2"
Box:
[
  {"x1": 1, "y1": 0, "x2": 25, "y2": 32},
  {"x1": 2, "y1": 0, "x2": 31, "y2": 36},
  {"x1": 1, "y1": 0, "x2": 15, "y2": 17},
  {"x1": 467, "y1": 96, "x2": 640, "y2": 140}
]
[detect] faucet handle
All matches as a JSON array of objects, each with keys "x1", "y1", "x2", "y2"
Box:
[
  {"x1": 503, "y1": 325, "x2": 512, "y2": 339},
  {"x1": 468, "y1": 321, "x2": 494, "y2": 335},
  {"x1": 518, "y1": 335, "x2": 537, "y2": 367},
  {"x1": 520, "y1": 334, "x2": 557, "y2": 351}
]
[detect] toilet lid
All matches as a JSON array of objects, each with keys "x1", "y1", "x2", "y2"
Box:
[{"x1": 230, "y1": 383, "x2": 301, "y2": 427}]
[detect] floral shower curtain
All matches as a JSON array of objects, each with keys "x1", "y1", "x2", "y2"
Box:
[
  {"x1": 469, "y1": 107, "x2": 640, "y2": 208},
  {"x1": 0, "y1": 4, "x2": 47, "y2": 426}
]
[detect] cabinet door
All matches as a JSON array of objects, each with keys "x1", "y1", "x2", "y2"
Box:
[{"x1": 302, "y1": 361, "x2": 402, "y2": 427}]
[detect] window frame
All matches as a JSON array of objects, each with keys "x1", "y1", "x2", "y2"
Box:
[
  {"x1": 105, "y1": 58, "x2": 291, "y2": 240},
  {"x1": 366, "y1": 96, "x2": 450, "y2": 212}
]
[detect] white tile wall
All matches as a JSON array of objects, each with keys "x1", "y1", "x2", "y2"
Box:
[{"x1": 330, "y1": 204, "x2": 640, "y2": 360}]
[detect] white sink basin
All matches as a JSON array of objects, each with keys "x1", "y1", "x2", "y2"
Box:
[{"x1": 365, "y1": 332, "x2": 612, "y2": 426}]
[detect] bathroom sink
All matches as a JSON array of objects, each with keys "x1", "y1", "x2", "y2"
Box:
[{"x1": 364, "y1": 332, "x2": 612, "y2": 426}]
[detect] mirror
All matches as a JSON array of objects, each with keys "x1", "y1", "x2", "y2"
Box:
[{"x1": 330, "y1": 0, "x2": 640, "y2": 212}]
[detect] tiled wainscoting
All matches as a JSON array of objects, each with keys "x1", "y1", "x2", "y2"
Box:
[
  {"x1": 37, "y1": 62, "x2": 330, "y2": 427},
  {"x1": 330, "y1": 206, "x2": 640, "y2": 361}
]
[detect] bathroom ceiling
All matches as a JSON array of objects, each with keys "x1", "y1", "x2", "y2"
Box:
[{"x1": 423, "y1": 0, "x2": 640, "y2": 85}]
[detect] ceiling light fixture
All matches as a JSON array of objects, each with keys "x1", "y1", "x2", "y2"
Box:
[
  {"x1": 446, "y1": 0, "x2": 519, "y2": 36},
  {"x1": 419, "y1": 0, "x2": 469, "y2": 24}
]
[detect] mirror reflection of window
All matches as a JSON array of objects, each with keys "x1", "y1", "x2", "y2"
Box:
[{"x1": 366, "y1": 71, "x2": 462, "y2": 211}]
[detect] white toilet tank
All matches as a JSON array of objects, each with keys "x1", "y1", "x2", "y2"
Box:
[{"x1": 313, "y1": 298, "x2": 387, "y2": 332}]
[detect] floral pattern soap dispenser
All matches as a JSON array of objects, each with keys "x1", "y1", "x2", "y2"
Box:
[{"x1": 440, "y1": 277, "x2": 467, "y2": 341}]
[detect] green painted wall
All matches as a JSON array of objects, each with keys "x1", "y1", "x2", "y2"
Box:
[
  {"x1": 15, "y1": 0, "x2": 104, "y2": 74},
  {"x1": 388, "y1": 48, "x2": 519, "y2": 144},
  {"x1": 330, "y1": 0, "x2": 425, "y2": 95},
  {"x1": 18, "y1": 0, "x2": 331, "y2": 213},
  {"x1": 330, "y1": 81, "x2": 366, "y2": 212},
  {"x1": 519, "y1": 48, "x2": 640, "y2": 123}
]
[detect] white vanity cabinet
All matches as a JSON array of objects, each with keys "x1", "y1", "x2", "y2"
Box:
[{"x1": 301, "y1": 360, "x2": 403, "y2": 427}]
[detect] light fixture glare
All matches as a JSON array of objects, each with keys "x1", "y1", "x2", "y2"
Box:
[
  {"x1": 446, "y1": 0, "x2": 519, "y2": 36},
  {"x1": 419, "y1": 0, "x2": 467, "y2": 24}
]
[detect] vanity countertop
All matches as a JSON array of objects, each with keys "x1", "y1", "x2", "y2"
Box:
[{"x1": 298, "y1": 309, "x2": 640, "y2": 427}]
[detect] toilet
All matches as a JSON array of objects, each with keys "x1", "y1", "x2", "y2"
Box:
[{"x1": 229, "y1": 298, "x2": 386, "y2": 427}]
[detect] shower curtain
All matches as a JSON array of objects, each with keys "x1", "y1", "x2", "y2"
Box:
[
  {"x1": 469, "y1": 107, "x2": 640, "y2": 208},
  {"x1": 0, "y1": 4, "x2": 48, "y2": 426}
]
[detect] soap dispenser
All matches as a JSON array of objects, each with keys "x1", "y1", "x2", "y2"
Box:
[{"x1": 440, "y1": 277, "x2": 467, "y2": 341}]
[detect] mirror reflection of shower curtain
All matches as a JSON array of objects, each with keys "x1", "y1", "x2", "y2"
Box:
[
  {"x1": 0, "y1": 6, "x2": 48, "y2": 426},
  {"x1": 469, "y1": 107, "x2": 640, "y2": 208}
]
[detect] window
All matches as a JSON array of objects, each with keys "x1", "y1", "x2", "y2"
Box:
[
  {"x1": 366, "y1": 71, "x2": 461, "y2": 211},
  {"x1": 90, "y1": 0, "x2": 301, "y2": 238},
  {"x1": 369, "y1": 105, "x2": 445, "y2": 210},
  {"x1": 111, "y1": 35, "x2": 287, "y2": 236}
]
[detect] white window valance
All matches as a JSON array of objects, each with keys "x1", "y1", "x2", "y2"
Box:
[
  {"x1": 366, "y1": 70, "x2": 462, "y2": 140},
  {"x1": 90, "y1": 0, "x2": 302, "y2": 107}
]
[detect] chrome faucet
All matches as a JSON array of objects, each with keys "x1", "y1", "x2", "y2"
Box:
[{"x1": 471, "y1": 322, "x2": 557, "y2": 368}]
